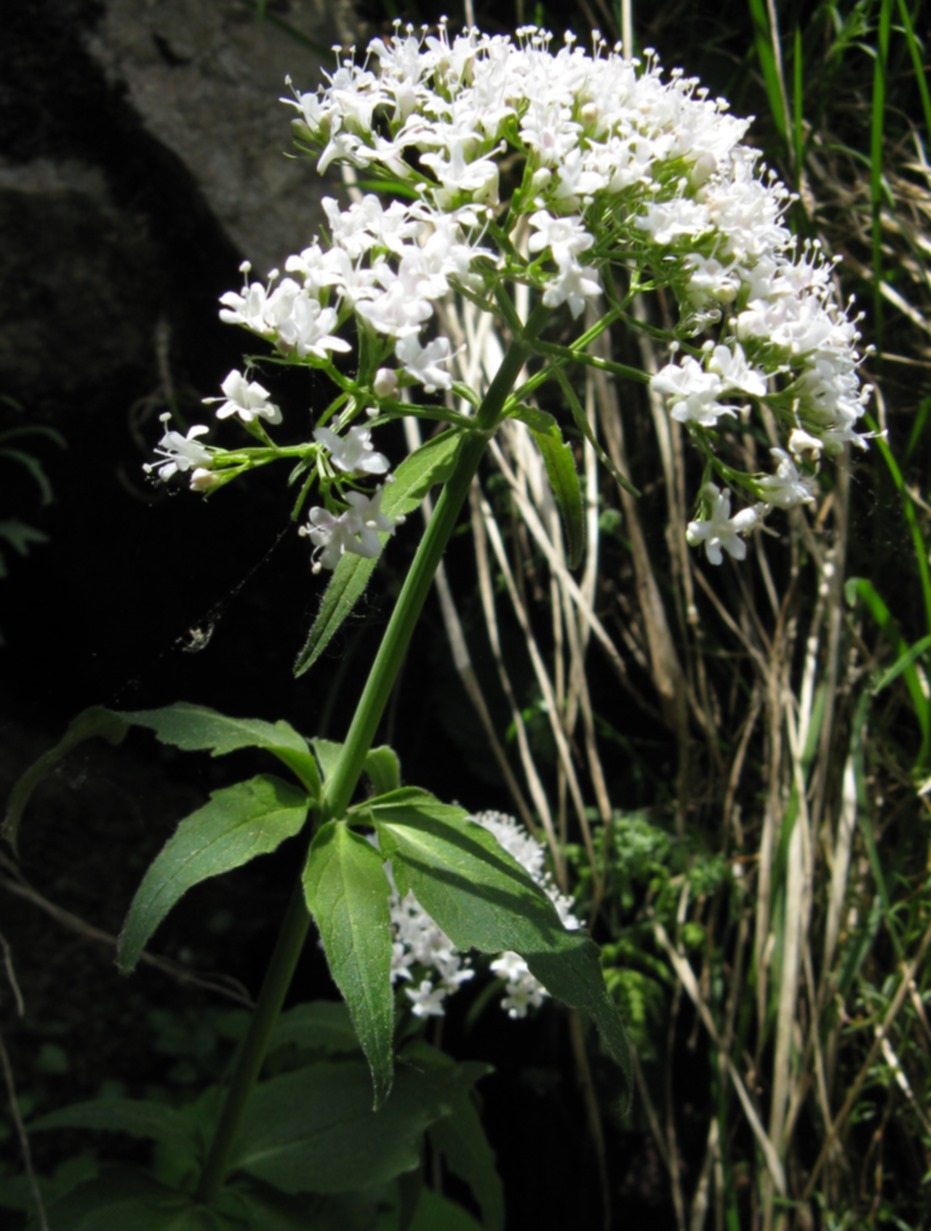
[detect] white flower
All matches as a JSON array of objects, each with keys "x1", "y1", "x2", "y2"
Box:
[
  {"x1": 527, "y1": 211, "x2": 594, "y2": 269},
  {"x1": 756, "y1": 448, "x2": 816, "y2": 509},
  {"x1": 299, "y1": 485, "x2": 400, "y2": 573},
  {"x1": 144, "y1": 414, "x2": 211, "y2": 481},
  {"x1": 686, "y1": 483, "x2": 759, "y2": 565},
  {"x1": 787, "y1": 427, "x2": 823, "y2": 463},
  {"x1": 207, "y1": 370, "x2": 282, "y2": 425},
  {"x1": 652, "y1": 356, "x2": 737, "y2": 427},
  {"x1": 395, "y1": 333, "x2": 456, "y2": 392},
  {"x1": 314, "y1": 425, "x2": 389, "y2": 476},
  {"x1": 705, "y1": 344, "x2": 767, "y2": 399},
  {"x1": 373, "y1": 367, "x2": 399, "y2": 399},
  {"x1": 541, "y1": 259, "x2": 602, "y2": 319}
]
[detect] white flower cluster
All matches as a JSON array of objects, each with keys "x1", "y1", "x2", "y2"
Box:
[
  {"x1": 386, "y1": 810, "x2": 580, "y2": 1020},
  {"x1": 148, "y1": 21, "x2": 871, "y2": 569}
]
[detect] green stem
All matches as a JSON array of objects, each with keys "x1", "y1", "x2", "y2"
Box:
[{"x1": 195, "y1": 300, "x2": 550, "y2": 1204}]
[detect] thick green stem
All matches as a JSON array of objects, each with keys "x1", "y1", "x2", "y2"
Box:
[{"x1": 196, "y1": 301, "x2": 550, "y2": 1204}]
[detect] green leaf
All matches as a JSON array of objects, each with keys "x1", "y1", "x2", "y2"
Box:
[
  {"x1": 408, "y1": 1045, "x2": 502, "y2": 1231},
  {"x1": 230, "y1": 1177, "x2": 384, "y2": 1231},
  {"x1": 371, "y1": 789, "x2": 631, "y2": 1096},
  {"x1": 231, "y1": 1059, "x2": 465, "y2": 1194},
  {"x1": 41, "y1": 1167, "x2": 231, "y2": 1231},
  {"x1": 29, "y1": 1098, "x2": 197, "y2": 1152},
  {"x1": 302, "y1": 822, "x2": 395, "y2": 1106},
  {"x1": 362, "y1": 746, "x2": 401, "y2": 796},
  {"x1": 311, "y1": 738, "x2": 401, "y2": 797},
  {"x1": 0, "y1": 518, "x2": 49, "y2": 556},
  {"x1": 119, "y1": 703, "x2": 321, "y2": 797},
  {"x1": 525, "y1": 410, "x2": 585, "y2": 568},
  {"x1": 408, "y1": 1187, "x2": 487, "y2": 1231},
  {"x1": 3, "y1": 706, "x2": 129, "y2": 850},
  {"x1": 118, "y1": 775, "x2": 310, "y2": 972},
  {"x1": 267, "y1": 1001, "x2": 362, "y2": 1061},
  {"x1": 294, "y1": 429, "x2": 462, "y2": 676}
]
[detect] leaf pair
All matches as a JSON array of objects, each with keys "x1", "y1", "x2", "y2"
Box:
[{"x1": 306, "y1": 787, "x2": 631, "y2": 1108}]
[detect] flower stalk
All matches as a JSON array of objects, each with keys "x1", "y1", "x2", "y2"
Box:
[{"x1": 195, "y1": 301, "x2": 549, "y2": 1202}]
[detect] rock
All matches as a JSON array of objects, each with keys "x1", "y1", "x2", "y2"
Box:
[{"x1": 84, "y1": 0, "x2": 352, "y2": 273}]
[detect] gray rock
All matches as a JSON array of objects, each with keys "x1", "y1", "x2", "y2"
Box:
[{"x1": 84, "y1": 0, "x2": 352, "y2": 274}]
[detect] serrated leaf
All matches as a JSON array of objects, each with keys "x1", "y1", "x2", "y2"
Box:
[
  {"x1": 525, "y1": 410, "x2": 586, "y2": 568},
  {"x1": 302, "y1": 822, "x2": 395, "y2": 1106},
  {"x1": 231, "y1": 1059, "x2": 465, "y2": 1194},
  {"x1": 3, "y1": 706, "x2": 129, "y2": 850},
  {"x1": 119, "y1": 703, "x2": 321, "y2": 797},
  {"x1": 294, "y1": 429, "x2": 462, "y2": 677},
  {"x1": 371, "y1": 789, "x2": 631, "y2": 1096},
  {"x1": 119, "y1": 775, "x2": 310, "y2": 972}
]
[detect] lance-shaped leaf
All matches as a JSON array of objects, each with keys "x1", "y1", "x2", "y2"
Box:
[
  {"x1": 29, "y1": 1097, "x2": 197, "y2": 1153},
  {"x1": 302, "y1": 821, "x2": 395, "y2": 1107},
  {"x1": 119, "y1": 703, "x2": 321, "y2": 797},
  {"x1": 3, "y1": 706, "x2": 127, "y2": 850},
  {"x1": 294, "y1": 428, "x2": 462, "y2": 676},
  {"x1": 118, "y1": 775, "x2": 310, "y2": 973},
  {"x1": 370, "y1": 788, "x2": 631, "y2": 1095},
  {"x1": 525, "y1": 409, "x2": 586, "y2": 569},
  {"x1": 3, "y1": 704, "x2": 320, "y2": 852},
  {"x1": 231, "y1": 1058, "x2": 471, "y2": 1194}
]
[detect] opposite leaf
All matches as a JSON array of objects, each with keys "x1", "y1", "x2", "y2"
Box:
[
  {"x1": 294, "y1": 428, "x2": 461, "y2": 676},
  {"x1": 120, "y1": 703, "x2": 321, "y2": 797},
  {"x1": 3, "y1": 706, "x2": 127, "y2": 850},
  {"x1": 526, "y1": 410, "x2": 586, "y2": 569},
  {"x1": 302, "y1": 821, "x2": 395, "y2": 1107},
  {"x1": 371, "y1": 788, "x2": 631, "y2": 1096},
  {"x1": 118, "y1": 774, "x2": 310, "y2": 973}
]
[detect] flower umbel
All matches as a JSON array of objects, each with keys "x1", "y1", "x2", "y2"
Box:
[{"x1": 149, "y1": 21, "x2": 870, "y2": 569}]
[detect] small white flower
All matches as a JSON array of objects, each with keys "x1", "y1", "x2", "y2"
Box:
[
  {"x1": 189, "y1": 467, "x2": 220, "y2": 492},
  {"x1": 787, "y1": 427, "x2": 823, "y2": 463},
  {"x1": 653, "y1": 357, "x2": 737, "y2": 427},
  {"x1": 756, "y1": 448, "x2": 816, "y2": 509},
  {"x1": 373, "y1": 367, "x2": 399, "y2": 399},
  {"x1": 314, "y1": 425, "x2": 390, "y2": 475},
  {"x1": 144, "y1": 415, "x2": 211, "y2": 481},
  {"x1": 686, "y1": 483, "x2": 759, "y2": 565},
  {"x1": 207, "y1": 370, "x2": 282, "y2": 425},
  {"x1": 395, "y1": 333, "x2": 456, "y2": 392},
  {"x1": 299, "y1": 485, "x2": 402, "y2": 573}
]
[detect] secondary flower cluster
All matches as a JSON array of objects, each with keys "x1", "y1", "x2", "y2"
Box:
[
  {"x1": 145, "y1": 20, "x2": 871, "y2": 570},
  {"x1": 388, "y1": 810, "x2": 580, "y2": 1020}
]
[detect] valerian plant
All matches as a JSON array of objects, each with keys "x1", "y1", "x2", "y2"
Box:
[{"x1": 5, "y1": 21, "x2": 872, "y2": 1229}]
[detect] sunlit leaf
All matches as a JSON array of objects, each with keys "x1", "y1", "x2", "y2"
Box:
[
  {"x1": 370, "y1": 788, "x2": 631, "y2": 1096},
  {"x1": 294, "y1": 429, "x2": 461, "y2": 676},
  {"x1": 120, "y1": 703, "x2": 321, "y2": 797},
  {"x1": 119, "y1": 775, "x2": 310, "y2": 972},
  {"x1": 302, "y1": 821, "x2": 394, "y2": 1106},
  {"x1": 525, "y1": 409, "x2": 586, "y2": 568}
]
